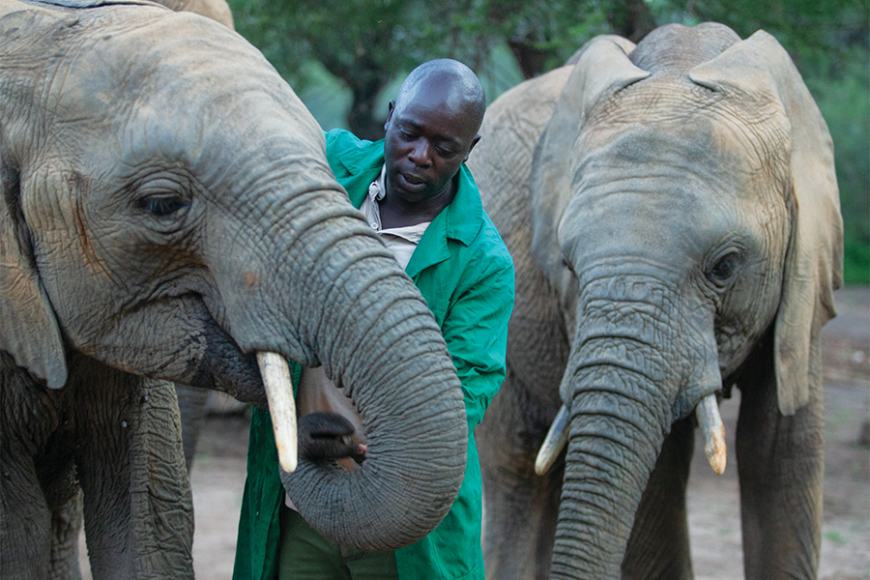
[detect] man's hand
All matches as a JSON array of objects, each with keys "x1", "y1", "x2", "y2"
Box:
[{"x1": 298, "y1": 412, "x2": 367, "y2": 465}]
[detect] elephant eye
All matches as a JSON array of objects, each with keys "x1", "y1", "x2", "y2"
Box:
[
  {"x1": 707, "y1": 252, "x2": 740, "y2": 284},
  {"x1": 139, "y1": 196, "x2": 189, "y2": 218}
]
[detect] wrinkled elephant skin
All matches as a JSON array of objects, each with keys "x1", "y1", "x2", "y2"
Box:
[
  {"x1": 0, "y1": 1, "x2": 467, "y2": 579},
  {"x1": 469, "y1": 23, "x2": 842, "y2": 580}
]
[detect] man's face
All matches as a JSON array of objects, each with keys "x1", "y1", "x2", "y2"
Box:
[{"x1": 383, "y1": 82, "x2": 480, "y2": 204}]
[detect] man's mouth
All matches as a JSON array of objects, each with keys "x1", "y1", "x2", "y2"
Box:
[
  {"x1": 400, "y1": 172, "x2": 425, "y2": 185},
  {"x1": 396, "y1": 171, "x2": 428, "y2": 191}
]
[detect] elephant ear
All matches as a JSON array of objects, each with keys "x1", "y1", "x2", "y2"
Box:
[
  {"x1": 530, "y1": 36, "x2": 650, "y2": 284},
  {"x1": 689, "y1": 31, "x2": 843, "y2": 415},
  {"x1": 564, "y1": 35, "x2": 639, "y2": 66},
  {"x1": 0, "y1": 159, "x2": 68, "y2": 388}
]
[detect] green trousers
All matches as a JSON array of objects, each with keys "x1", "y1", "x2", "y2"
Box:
[{"x1": 278, "y1": 505, "x2": 399, "y2": 580}]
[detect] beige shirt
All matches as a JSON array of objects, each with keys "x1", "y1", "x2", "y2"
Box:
[
  {"x1": 359, "y1": 166, "x2": 430, "y2": 269},
  {"x1": 286, "y1": 166, "x2": 429, "y2": 509}
]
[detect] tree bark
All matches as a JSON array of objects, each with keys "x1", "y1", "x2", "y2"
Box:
[{"x1": 608, "y1": 0, "x2": 657, "y2": 43}]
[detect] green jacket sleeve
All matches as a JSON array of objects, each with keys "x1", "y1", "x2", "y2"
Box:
[{"x1": 440, "y1": 248, "x2": 514, "y2": 433}]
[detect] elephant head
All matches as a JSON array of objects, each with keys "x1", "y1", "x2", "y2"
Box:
[
  {"x1": 0, "y1": 0, "x2": 466, "y2": 553},
  {"x1": 470, "y1": 22, "x2": 842, "y2": 579},
  {"x1": 537, "y1": 23, "x2": 842, "y2": 578}
]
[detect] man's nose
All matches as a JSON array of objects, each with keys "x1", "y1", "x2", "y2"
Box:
[{"x1": 408, "y1": 140, "x2": 431, "y2": 166}]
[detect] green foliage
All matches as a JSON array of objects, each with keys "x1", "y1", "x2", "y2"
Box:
[
  {"x1": 446, "y1": 0, "x2": 615, "y2": 77},
  {"x1": 808, "y1": 51, "x2": 870, "y2": 284},
  {"x1": 823, "y1": 529, "x2": 848, "y2": 546},
  {"x1": 226, "y1": 0, "x2": 647, "y2": 137},
  {"x1": 228, "y1": 0, "x2": 452, "y2": 137},
  {"x1": 226, "y1": 0, "x2": 868, "y2": 282}
]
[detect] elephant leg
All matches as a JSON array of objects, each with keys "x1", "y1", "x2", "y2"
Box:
[
  {"x1": 477, "y1": 372, "x2": 563, "y2": 580},
  {"x1": 74, "y1": 365, "x2": 193, "y2": 579},
  {"x1": 49, "y1": 488, "x2": 84, "y2": 580},
  {"x1": 174, "y1": 383, "x2": 209, "y2": 472},
  {"x1": 622, "y1": 417, "x2": 695, "y2": 580},
  {"x1": 40, "y1": 454, "x2": 85, "y2": 580},
  {"x1": 127, "y1": 379, "x2": 195, "y2": 576},
  {"x1": 736, "y1": 344, "x2": 824, "y2": 580},
  {"x1": 0, "y1": 454, "x2": 52, "y2": 579}
]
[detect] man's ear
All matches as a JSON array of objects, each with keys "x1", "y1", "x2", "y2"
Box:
[
  {"x1": 384, "y1": 100, "x2": 396, "y2": 130},
  {"x1": 464, "y1": 134, "x2": 481, "y2": 161}
]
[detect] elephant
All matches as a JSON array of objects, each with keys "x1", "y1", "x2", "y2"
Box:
[
  {"x1": 468, "y1": 22, "x2": 843, "y2": 580},
  {"x1": 147, "y1": 0, "x2": 241, "y2": 473},
  {"x1": 154, "y1": 0, "x2": 233, "y2": 28},
  {"x1": 0, "y1": 1, "x2": 468, "y2": 578}
]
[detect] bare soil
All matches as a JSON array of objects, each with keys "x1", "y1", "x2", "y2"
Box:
[{"x1": 78, "y1": 287, "x2": 870, "y2": 580}]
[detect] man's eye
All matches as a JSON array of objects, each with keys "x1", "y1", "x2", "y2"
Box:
[
  {"x1": 436, "y1": 146, "x2": 456, "y2": 157},
  {"x1": 140, "y1": 196, "x2": 189, "y2": 218}
]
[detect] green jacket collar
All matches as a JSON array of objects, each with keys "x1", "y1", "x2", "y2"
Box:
[{"x1": 333, "y1": 137, "x2": 483, "y2": 279}]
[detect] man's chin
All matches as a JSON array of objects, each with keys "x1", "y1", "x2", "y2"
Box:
[{"x1": 387, "y1": 177, "x2": 428, "y2": 202}]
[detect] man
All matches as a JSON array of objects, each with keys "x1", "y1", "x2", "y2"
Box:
[{"x1": 235, "y1": 58, "x2": 514, "y2": 580}]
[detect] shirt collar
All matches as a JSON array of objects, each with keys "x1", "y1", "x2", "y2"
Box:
[{"x1": 367, "y1": 165, "x2": 387, "y2": 202}]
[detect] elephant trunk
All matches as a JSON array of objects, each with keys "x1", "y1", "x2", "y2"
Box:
[
  {"x1": 216, "y1": 188, "x2": 468, "y2": 551},
  {"x1": 549, "y1": 278, "x2": 685, "y2": 579},
  {"x1": 551, "y1": 358, "x2": 672, "y2": 578},
  {"x1": 281, "y1": 219, "x2": 467, "y2": 550},
  {"x1": 147, "y1": 36, "x2": 470, "y2": 548}
]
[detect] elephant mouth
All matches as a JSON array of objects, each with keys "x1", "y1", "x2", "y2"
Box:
[{"x1": 534, "y1": 393, "x2": 727, "y2": 476}]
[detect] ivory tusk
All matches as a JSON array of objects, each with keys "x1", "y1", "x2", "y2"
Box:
[
  {"x1": 696, "y1": 393, "x2": 726, "y2": 475},
  {"x1": 257, "y1": 351, "x2": 298, "y2": 473},
  {"x1": 535, "y1": 405, "x2": 571, "y2": 476}
]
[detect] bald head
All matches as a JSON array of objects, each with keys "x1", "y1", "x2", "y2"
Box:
[
  {"x1": 394, "y1": 59, "x2": 486, "y2": 135},
  {"x1": 381, "y1": 59, "x2": 485, "y2": 216}
]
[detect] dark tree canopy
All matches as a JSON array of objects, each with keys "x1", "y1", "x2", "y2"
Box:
[
  {"x1": 228, "y1": 0, "x2": 869, "y2": 282},
  {"x1": 228, "y1": 0, "x2": 663, "y2": 138}
]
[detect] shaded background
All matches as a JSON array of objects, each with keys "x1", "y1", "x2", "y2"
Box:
[{"x1": 227, "y1": 0, "x2": 869, "y2": 284}]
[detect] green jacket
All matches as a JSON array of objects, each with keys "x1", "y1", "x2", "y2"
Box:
[{"x1": 234, "y1": 129, "x2": 514, "y2": 580}]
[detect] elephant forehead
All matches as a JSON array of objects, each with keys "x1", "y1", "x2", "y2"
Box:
[
  {"x1": 558, "y1": 121, "x2": 790, "y2": 263},
  {"x1": 573, "y1": 123, "x2": 745, "y2": 197},
  {"x1": 40, "y1": 8, "x2": 331, "y2": 196},
  {"x1": 575, "y1": 101, "x2": 790, "y2": 202},
  {"x1": 586, "y1": 79, "x2": 790, "y2": 172}
]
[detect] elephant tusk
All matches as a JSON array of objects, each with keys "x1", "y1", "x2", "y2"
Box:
[
  {"x1": 696, "y1": 394, "x2": 726, "y2": 475},
  {"x1": 535, "y1": 404, "x2": 571, "y2": 476},
  {"x1": 257, "y1": 351, "x2": 298, "y2": 473}
]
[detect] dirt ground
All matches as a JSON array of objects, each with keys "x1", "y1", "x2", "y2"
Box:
[{"x1": 78, "y1": 286, "x2": 870, "y2": 579}]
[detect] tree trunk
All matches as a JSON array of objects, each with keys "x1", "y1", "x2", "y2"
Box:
[
  {"x1": 347, "y1": 85, "x2": 386, "y2": 141},
  {"x1": 608, "y1": 0, "x2": 657, "y2": 43},
  {"x1": 320, "y1": 52, "x2": 389, "y2": 141},
  {"x1": 508, "y1": 39, "x2": 550, "y2": 79}
]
